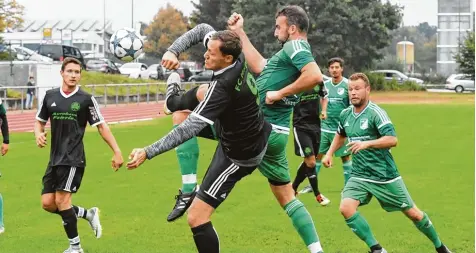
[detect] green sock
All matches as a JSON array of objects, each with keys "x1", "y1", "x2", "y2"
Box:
[
  {"x1": 0, "y1": 193, "x2": 3, "y2": 227},
  {"x1": 315, "y1": 162, "x2": 322, "y2": 175},
  {"x1": 345, "y1": 211, "x2": 378, "y2": 248},
  {"x1": 284, "y1": 199, "x2": 323, "y2": 253},
  {"x1": 414, "y1": 212, "x2": 442, "y2": 248},
  {"x1": 342, "y1": 161, "x2": 352, "y2": 185},
  {"x1": 174, "y1": 125, "x2": 199, "y2": 193}
]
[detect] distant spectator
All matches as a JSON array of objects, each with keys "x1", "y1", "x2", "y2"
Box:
[{"x1": 26, "y1": 76, "x2": 35, "y2": 110}]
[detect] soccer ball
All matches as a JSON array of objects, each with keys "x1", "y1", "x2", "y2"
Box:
[{"x1": 109, "y1": 27, "x2": 144, "y2": 62}]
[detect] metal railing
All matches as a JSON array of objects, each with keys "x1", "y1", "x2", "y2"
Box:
[{"x1": 0, "y1": 81, "x2": 208, "y2": 112}]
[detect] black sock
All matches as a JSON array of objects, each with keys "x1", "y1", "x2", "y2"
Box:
[
  {"x1": 370, "y1": 244, "x2": 383, "y2": 251},
  {"x1": 72, "y1": 205, "x2": 88, "y2": 219},
  {"x1": 292, "y1": 163, "x2": 308, "y2": 191},
  {"x1": 307, "y1": 169, "x2": 320, "y2": 196},
  {"x1": 191, "y1": 221, "x2": 220, "y2": 253},
  {"x1": 167, "y1": 86, "x2": 200, "y2": 112},
  {"x1": 59, "y1": 208, "x2": 80, "y2": 246}
]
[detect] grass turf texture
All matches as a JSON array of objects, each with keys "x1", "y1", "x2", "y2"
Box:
[{"x1": 0, "y1": 99, "x2": 473, "y2": 252}]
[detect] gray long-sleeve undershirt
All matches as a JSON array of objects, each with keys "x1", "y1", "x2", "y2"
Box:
[
  {"x1": 167, "y1": 23, "x2": 216, "y2": 55},
  {"x1": 144, "y1": 116, "x2": 207, "y2": 159}
]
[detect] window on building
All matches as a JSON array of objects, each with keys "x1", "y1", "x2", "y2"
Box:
[
  {"x1": 438, "y1": 0, "x2": 471, "y2": 13},
  {"x1": 438, "y1": 30, "x2": 465, "y2": 45},
  {"x1": 438, "y1": 15, "x2": 471, "y2": 29}
]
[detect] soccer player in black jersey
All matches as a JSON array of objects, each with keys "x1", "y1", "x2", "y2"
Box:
[
  {"x1": 35, "y1": 58, "x2": 124, "y2": 253},
  {"x1": 291, "y1": 83, "x2": 331, "y2": 206},
  {"x1": 0, "y1": 97, "x2": 9, "y2": 234}
]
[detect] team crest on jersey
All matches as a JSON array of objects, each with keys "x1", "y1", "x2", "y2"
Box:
[
  {"x1": 337, "y1": 88, "x2": 345, "y2": 95},
  {"x1": 70, "y1": 102, "x2": 80, "y2": 112},
  {"x1": 360, "y1": 118, "x2": 368, "y2": 130},
  {"x1": 304, "y1": 147, "x2": 312, "y2": 155}
]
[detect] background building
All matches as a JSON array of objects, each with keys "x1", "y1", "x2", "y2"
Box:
[{"x1": 437, "y1": 0, "x2": 475, "y2": 76}]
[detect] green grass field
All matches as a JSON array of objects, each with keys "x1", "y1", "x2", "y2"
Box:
[{"x1": 0, "y1": 102, "x2": 474, "y2": 253}]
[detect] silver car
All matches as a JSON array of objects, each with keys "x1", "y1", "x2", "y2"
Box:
[{"x1": 445, "y1": 74, "x2": 475, "y2": 93}]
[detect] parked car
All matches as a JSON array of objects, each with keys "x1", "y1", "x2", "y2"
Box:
[
  {"x1": 445, "y1": 74, "x2": 475, "y2": 93},
  {"x1": 11, "y1": 45, "x2": 53, "y2": 63},
  {"x1": 86, "y1": 59, "x2": 121, "y2": 74},
  {"x1": 119, "y1": 62, "x2": 148, "y2": 78},
  {"x1": 140, "y1": 64, "x2": 160, "y2": 79},
  {"x1": 370, "y1": 70, "x2": 424, "y2": 85},
  {"x1": 188, "y1": 70, "x2": 213, "y2": 82},
  {"x1": 164, "y1": 68, "x2": 193, "y2": 82},
  {"x1": 37, "y1": 44, "x2": 86, "y2": 68}
]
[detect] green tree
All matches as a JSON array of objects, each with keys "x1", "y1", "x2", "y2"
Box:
[
  {"x1": 143, "y1": 4, "x2": 190, "y2": 60},
  {"x1": 232, "y1": 0, "x2": 403, "y2": 72},
  {"x1": 0, "y1": 0, "x2": 24, "y2": 60},
  {"x1": 455, "y1": 31, "x2": 475, "y2": 79},
  {"x1": 187, "y1": 0, "x2": 236, "y2": 62}
]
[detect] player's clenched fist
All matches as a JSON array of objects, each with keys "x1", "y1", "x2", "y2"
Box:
[
  {"x1": 322, "y1": 154, "x2": 332, "y2": 168},
  {"x1": 35, "y1": 131, "x2": 47, "y2": 148},
  {"x1": 161, "y1": 51, "x2": 180, "y2": 70},
  {"x1": 227, "y1": 12, "x2": 244, "y2": 31}
]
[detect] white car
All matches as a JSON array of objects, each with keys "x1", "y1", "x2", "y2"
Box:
[
  {"x1": 12, "y1": 45, "x2": 53, "y2": 63},
  {"x1": 445, "y1": 74, "x2": 475, "y2": 93},
  {"x1": 140, "y1": 64, "x2": 159, "y2": 79},
  {"x1": 119, "y1": 62, "x2": 148, "y2": 79},
  {"x1": 370, "y1": 70, "x2": 424, "y2": 85}
]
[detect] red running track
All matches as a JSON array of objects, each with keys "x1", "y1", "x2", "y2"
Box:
[{"x1": 7, "y1": 102, "x2": 167, "y2": 133}]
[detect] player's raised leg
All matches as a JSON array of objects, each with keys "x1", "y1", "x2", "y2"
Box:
[{"x1": 167, "y1": 111, "x2": 200, "y2": 222}]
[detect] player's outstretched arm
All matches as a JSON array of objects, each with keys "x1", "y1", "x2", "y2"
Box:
[
  {"x1": 227, "y1": 13, "x2": 266, "y2": 74},
  {"x1": 167, "y1": 23, "x2": 216, "y2": 57},
  {"x1": 96, "y1": 123, "x2": 123, "y2": 170}
]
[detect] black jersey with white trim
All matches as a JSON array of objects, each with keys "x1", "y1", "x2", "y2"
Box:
[
  {"x1": 191, "y1": 54, "x2": 270, "y2": 160},
  {"x1": 292, "y1": 83, "x2": 327, "y2": 131},
  {"x1": 36, "y1": 87, "x2": 105, "y2": 167}
]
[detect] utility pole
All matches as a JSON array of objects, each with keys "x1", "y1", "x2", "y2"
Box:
[
  {"x1": 131, "y1": 0, "x2": 134, "y2": 28},
  {"x1": 103, "y1": 0, "x2": 106, "y2": 55}
]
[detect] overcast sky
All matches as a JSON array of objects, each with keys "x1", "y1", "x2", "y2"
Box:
[{"x1": 18, "y1": 0, "x2": 437, "y2": 30}]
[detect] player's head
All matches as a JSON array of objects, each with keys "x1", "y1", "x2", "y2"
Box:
[
  {"x1": 274, "y1": 5, "x2": 309, "y2": 44},
  {"x1": 348, "y1": 73, "x2": 371, "y2": 107},
  {"x1": 60, "y1": 57, "x2": 82, "y2": 88},
  {"x1": 328, "y1": 57, "x2": 344, "y2": 79},
  {"x1": 204, "y1": 30, "x2": 242, "y2": 71}
]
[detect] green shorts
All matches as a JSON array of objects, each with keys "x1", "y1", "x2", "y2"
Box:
[
  {"x1": 319, "y1": 131, "x2": 350, "y2": 157},
  {"x1": 258, "y1": 130, "x2": 291, "y2": 184},
  {"x1": 342, "y1": 177, "x2": 414, "y2": 212}
]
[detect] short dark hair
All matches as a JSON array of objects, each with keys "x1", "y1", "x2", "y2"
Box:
[
  {"x1": 61, "y1": 57, "x2": 82, "y2": 71},
  {"x1": 276, "y1": 5, "x2": 309, "y2": 33},
  {"x1": 349, "y1": 73, "x2": 370, "y2": 87},
  {"x1": 328, "y1": 57, "x2": 344, "y2": 68},
  {"x1": 211, "y1": 30, "x2": 242, "y2": 62}
]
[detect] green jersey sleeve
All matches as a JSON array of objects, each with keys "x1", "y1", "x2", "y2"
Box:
[
  {"x1": 371, "y1": 106, "x2": 396, "y2": 137},
  {"x1": 283, "y1": 40, "x2": 315, "y2": 70},
  {"x1": 337, "y1": 109, "x2": 348, "y2": 137}
]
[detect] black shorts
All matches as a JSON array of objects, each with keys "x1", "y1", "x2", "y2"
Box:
[
  {"x1": 197, "y1": 143, "x2": 256, "y2": 209},
  {"x1": 41, "y1": 165, "x2": 85, "y2": 194},
  {"x1": 293, "y1": 128, "x2": 320, "y2": 157}
]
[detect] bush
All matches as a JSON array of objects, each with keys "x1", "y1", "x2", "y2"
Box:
[{"x1": 364, "y1": 72, "x2": 426, "y2": 91}]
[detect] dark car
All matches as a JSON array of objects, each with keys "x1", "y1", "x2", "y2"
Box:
[
  {"x1": 37, "y1": 44, "x2": 86, "y2": 68},
  {"x1": 86, "y1": 59, "x2": 121, "y2": 74},
  {"x1": 188, "y1": 70, "x2": 213, "y2": 82}
]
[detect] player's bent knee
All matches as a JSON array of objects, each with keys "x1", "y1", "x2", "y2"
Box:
[
  {"x1": 403, "y1": 206, "x2": 424, "y2": 221},
  {"x1": 187, "y1": 198, "x2": 214, "y2": 228},
  {"x1": 269, "y1": 183, "x2": 295, "y2": 207},
  {"x1": 304, "y1": 157, "x2": 316, "y2": 168},
  {"x1": 41, "y1": 201, "x2": 56, "y2": 212},
  {"x1": 196, "y1": 84, "x2": 209, "y2": 102},
  {"x1": 172, "y1": 111, "x2": 190, "y2": 125},
  {"x1": 339, "y1": 199, "x2": 358, "y2": 218}
]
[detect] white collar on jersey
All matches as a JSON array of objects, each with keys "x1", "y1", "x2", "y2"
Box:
[
  {"x1": 213, "y1": 60, "x2": 237, "y2": 76},
  {"x1": 60, "y1": 85, "x2": 79, "y2": 98}
]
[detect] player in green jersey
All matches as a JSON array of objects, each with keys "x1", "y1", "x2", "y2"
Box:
[
  {"x1": 322, "y1": 73, "x2": 452, "y2": 253},
  {"x1": 228, "y1": 5, "x2": 325, "y2": 252},
  {"x1": 300, "y1": 57, "x2": 353, "y2": 195}
]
